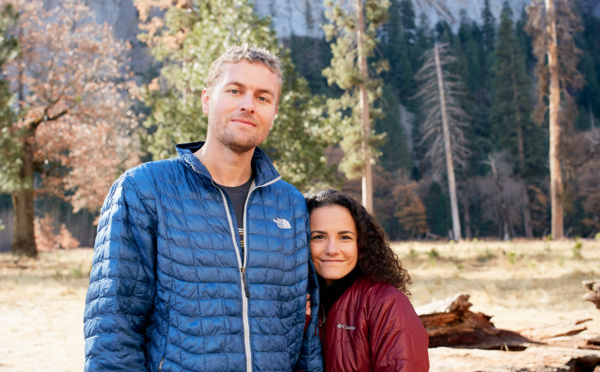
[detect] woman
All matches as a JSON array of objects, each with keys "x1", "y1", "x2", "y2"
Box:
[{"x1": 306, "y1": 190, "x2": 429, "y2": 372}]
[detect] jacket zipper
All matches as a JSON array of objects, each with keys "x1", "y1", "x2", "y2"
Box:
[
  {"x1": 213, "y1": 183, "x2": 252, "y2": 372},
  {"x1": 214, "y1": 176, "x2": 281, "y2": 372},
  {"x1": 185, "y1": 154, "x2": 281, "y2": 372}
]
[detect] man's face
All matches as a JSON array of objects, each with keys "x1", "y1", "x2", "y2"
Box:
[{"x1": 202, "y1": 60, "x2": 280, "y2": 154}]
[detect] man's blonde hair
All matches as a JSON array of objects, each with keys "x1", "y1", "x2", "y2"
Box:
[{"x1": 206, "y1": 44, "x2": 283, "y2": 93}]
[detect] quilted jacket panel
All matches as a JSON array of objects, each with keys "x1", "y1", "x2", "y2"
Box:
[{"x1": 84, "y1": 142, "x2": 322, "y2": 372}]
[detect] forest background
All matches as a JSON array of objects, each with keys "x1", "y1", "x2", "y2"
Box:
[{"x1": 0, "y1": 0, "x2": 600, "y2": 255}]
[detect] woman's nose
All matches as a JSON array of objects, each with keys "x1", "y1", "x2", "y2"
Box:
[{"x1": 324, "y1": 240, "x2": 339, "y2": 255}]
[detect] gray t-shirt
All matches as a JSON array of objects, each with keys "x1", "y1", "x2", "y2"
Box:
[{"x1": 218, "y1": 177, "x2": 253, "y2": 262}]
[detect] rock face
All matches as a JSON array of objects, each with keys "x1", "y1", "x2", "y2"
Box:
[
  {"x1": 70, "y1": 0, "x2": 600, "y2": 44},
  {"x1": 56, "y1": 0, "x2": 600, "y2": 55}
]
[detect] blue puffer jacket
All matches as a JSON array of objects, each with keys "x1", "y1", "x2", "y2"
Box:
[{"x1": 84, "y1": 142, "x2": 323, "y2": 372}]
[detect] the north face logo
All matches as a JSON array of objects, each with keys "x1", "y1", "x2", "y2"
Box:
[{"x1": 273, "y1": 218, "x2": 291, "y2": 229}]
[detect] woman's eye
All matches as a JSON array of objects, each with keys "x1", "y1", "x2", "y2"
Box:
[
  {"x1": 340, "y1": 235, "x2": 353, "y2": 240},
  {"x1": 311, "y1": 235, "x2": 324, "y2": 241}
]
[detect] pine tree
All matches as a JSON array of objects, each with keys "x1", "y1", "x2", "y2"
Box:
[
  {"x1": 424, "y1": 181, "x2": 449, "y2": 237},
  {"x1": 577, "y1": 2, "x2": 600, "y2": 130},
  {"x1": 135, "y1": 0, "x2": 337, "y2": 192},
  {"x1": 527, "y1": 0, "x2": 584, "y2": 239},
  {"x1": 481, "y1": 0, "x2": 496, "y2": 55},
  {"x1": 491, "y1": 1, "x2": 545, "y2": 237},
  {"x1": 322, "y1": 0, "x2": 390, "y2": 213}
]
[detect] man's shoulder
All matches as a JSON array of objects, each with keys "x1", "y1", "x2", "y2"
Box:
[
  {"x1": 268, "y1": 179, "x2": 307, "y2": 207},
  {"x1": 121, "y1": 157, "x2": 183, "y2": 183}
]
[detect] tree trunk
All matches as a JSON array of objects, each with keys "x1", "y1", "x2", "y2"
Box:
[
  {"x1": 11, "y1": 35, "x2": 37, "y2": 258},
  {"x1": 488, "y1": 154, "x2": 511, "y2": 241},
  {"x1": 434, "y1": 42, "x2": 461, "y2": 241},
  {"x1": 546, "y1": 0, "x2": 563, "y2": 239},
  {"x1": 356, "y1": 0, "x2": 373, "y2": 214},
  {"x1": 11, "y1": 129, "x2": 36, "y2": 257},
  {"x1": 463, "y1": 196, "x2": 472, "y2": 240}
]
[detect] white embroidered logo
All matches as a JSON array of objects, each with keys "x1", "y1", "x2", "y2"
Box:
[
  {"x1": 337, "y1": 324, "x2": 356, "y2": 331},
  {"x1": 273, "y1": 218, "x2": 291, "y2": 229}
]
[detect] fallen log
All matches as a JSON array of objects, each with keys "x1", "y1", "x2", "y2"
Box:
[
  {"x1": 583, "y1": 279, "x2": 600, "y2": 310},
  {"x1": 416, "y1": 293, "x2": 533, "y2": 349}
]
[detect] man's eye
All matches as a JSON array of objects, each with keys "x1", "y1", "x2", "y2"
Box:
[
  {"x1": 258, "y1": 96, "x2": 269, "y2": 102},
  {"x1": 229, "y1": 89, "x2": 239, "y2": 94}
]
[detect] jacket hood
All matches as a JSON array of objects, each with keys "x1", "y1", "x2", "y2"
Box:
[{"x1": 176, "y1": 141, "x2": 281, "y2": 187}]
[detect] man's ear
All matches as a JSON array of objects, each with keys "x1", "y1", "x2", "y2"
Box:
[{"x1": 201, "y1": 88, "x2": 210, "y2": 115}]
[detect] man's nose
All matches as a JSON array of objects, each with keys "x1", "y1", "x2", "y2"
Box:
[{"x1": 239, "y1": 94, "x2": 255, "y2": 113}]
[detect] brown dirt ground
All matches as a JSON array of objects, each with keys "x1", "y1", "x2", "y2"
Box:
[{"x1": 0, "y1": 239, "x2": 599, "y2": 371}]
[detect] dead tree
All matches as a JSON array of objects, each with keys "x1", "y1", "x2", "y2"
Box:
[{"x1": 414, "y1": 43, "x2": 470, "y2": 241}]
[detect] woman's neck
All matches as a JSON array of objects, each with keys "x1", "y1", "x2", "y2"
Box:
[{"x1": 319, "y1": 266, "x2": 363, "y2": 316}]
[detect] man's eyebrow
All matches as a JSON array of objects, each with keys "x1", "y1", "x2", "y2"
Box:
[
  {"x1": 256, "y1": 88, "x2": 276, "y2": 97},
  {"x1": 225, "y1": 81, "x2": 275, "y2": 97}
]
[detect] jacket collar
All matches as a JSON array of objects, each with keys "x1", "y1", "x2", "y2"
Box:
[
  {"x1": 319, "y1": 266, "x2": 363, "y2": 316},
  {"x1": 175, "y1": 141, "x2": 281, "y2": 187}
]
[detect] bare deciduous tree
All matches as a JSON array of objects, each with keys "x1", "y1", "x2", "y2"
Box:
[
  {"x1": 414, "y1": 42, "x2": 470, "y2": 241},
  {"x1": 2, "y1": 0, "x2": 139, "y2": 257}
]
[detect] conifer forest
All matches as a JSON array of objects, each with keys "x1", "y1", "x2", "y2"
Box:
[{"x1": 1, "y1": 0, "x2": 600, "y2": 255}]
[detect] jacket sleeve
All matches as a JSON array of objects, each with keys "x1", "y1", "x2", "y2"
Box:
[
  {"x1": 293, "y1": 258, "x2": 324, "y2": 372},
  {"x1": 368, "y1": 291, "x2": 430, "y2": 372},
  {"x1": 83, "y1": 173, "x2": 157, "y2": 372}
]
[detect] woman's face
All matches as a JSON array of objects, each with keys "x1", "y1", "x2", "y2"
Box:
[{"x1": 309, "y1": 205, "x2": 358, "y2": 287}]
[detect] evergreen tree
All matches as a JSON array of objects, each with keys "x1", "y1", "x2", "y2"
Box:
[
  {"x1": 491, "y1": 1, "x2": 545, "y2": 237},
  {"x1": 424, "y1": 181, "x2": 449, "y2": 237},
  {"x1": 383, "y1": 0, "x2": 418, "y2": 104},
  {"x1": 481, "y1": 0, "x2": 496, "y2": 55},
  {"x1": 135, "y1": 0, "x2": 337, "y2": 192},
  {"x1": 576, "y1": 2, "x2": 600, "y2": 130},
  {"x1": 322, "y1": 0, "x2": 389, "y2": 212}
]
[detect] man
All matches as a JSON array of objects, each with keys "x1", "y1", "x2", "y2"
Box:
[{"x1": 84, "y1": 44, "x2": 322, "y2": 372}]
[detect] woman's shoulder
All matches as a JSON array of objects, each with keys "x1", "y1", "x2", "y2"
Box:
[
  {"x1": 356, "y1": 276, "x2": 407, "y2": 298},
  {"x1": 354, "y1": 276, "x2": 417, "y2": 313}
]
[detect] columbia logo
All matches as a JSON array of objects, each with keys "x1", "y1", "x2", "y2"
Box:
[
  {"x1": 337, "y1": 324, "x2": 355, "y2": 330},
  {"x1": 273, "y1": 218, "x2": 291, "y2": 229}
]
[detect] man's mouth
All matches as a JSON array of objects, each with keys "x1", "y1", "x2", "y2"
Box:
[{"x1": 231, "y1": 118, "x2": 257, "y2": 126}]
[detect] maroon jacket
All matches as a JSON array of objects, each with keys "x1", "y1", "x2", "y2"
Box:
[{"x1": 318, "y1": 275, "x2": 429, "y2": 371}]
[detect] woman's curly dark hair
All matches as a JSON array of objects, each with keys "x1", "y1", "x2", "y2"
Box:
[{"x1": 305, "y1": 190, "x2": 412, "y2": 294}]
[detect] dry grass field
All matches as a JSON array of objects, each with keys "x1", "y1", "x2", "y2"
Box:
[{"x1": 0, "y1": 239, "x2": 598, "y2": 371}]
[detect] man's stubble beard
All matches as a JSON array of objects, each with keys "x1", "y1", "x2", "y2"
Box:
[{"x1": 211, "y1": 118, "x2": 271, "y2": 154}]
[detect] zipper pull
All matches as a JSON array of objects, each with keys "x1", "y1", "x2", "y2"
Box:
[{"x1": 241, "y1": 267, "x2": 250, "y2": 298}]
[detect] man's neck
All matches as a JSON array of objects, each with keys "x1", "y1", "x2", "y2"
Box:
[{"x1": 194, "y1": 140, "x2": 254, "y2": 187}]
